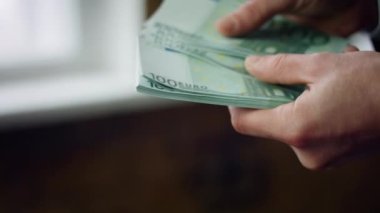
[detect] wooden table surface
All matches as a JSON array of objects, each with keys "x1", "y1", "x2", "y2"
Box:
[{"x1": 1, "y1": 104, "x2": 380, "y2": 213}]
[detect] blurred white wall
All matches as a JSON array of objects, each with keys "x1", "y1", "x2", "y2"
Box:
[
  {"x1": 0, "y1": 0, "x2": 80, "y2": 69},
  {"x1": 0, "y1": 0, "x2": 173, "y2": 129}
]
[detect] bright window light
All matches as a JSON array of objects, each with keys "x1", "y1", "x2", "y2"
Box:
[{"x1": 0, "y1": 0, "x2": 81, "y2": 70}]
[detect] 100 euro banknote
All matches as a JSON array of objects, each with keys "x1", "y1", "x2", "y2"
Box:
[{"x1": 137, "y1": 0, "x2": 348, "y2": 109}]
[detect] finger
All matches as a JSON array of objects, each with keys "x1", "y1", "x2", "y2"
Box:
[
  {"x1": 216, "y1": 0, "x2": 293, "y2": 36},
  {"x1": 344, "y1": 45, "x2": 359, "y2": 52},
  {"x1": 245, "y1": 53, "x2": 334, "y2": 85},
  {"x1": 229, "y1": 104, "x2": 299, "y2": 143}
]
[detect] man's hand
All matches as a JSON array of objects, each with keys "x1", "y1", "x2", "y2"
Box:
[
  {"x1": 217, "y1": 0, "x2": 377, "y2": 37},
  {"x1": 229, "y1": 52, "x2": 380, "y2": 170}
]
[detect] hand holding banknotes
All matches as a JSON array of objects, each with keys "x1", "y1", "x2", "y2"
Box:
[{"x1": 218, "y1": 0, "x2": 380, "y2": 169}]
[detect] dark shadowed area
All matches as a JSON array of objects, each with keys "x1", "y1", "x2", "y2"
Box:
[{"x1": 1, "y1": 104, "x2": 380, "y2": 213}]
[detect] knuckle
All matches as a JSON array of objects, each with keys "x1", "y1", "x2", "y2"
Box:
[
  {"x1": 234, "y1": 8, "x2": 257, "y2": 31},
  {"x1": 243, "y1": 0, "x2": 259, "y2": 15},
  {"x1": 230, "y1": 12, "x2": 248, "y2": 33},
  {"x1": 270, "y1": 54, "x2": 288, "y2": 71},
  {"x1": 242, "y1": 0, "x2": 265, "y2": 20},
  {"x1": 263, "y1": 54, "x2": 289, "y2": 80},
  {"x1": 283, "y1": 117, "x2": 314, "y2": 148},
  {"x1": 248, "y1": 1, "x2": 265, "y2": 19},
  {"x1": 312, "y1": 52, "x2": 333, "y2": 59},
  {"x1": 307, "y1": 52, "x2": 334, "y2": 75},
  {"x1": 284, "y1": 130, "x2": 309, "y2": 148},
  {"x1": 236, "y1": 0, "x2": 271, "y2": 31},
  {"x1": 309, "y1": 52, "x2": 334, "y2": 64}
]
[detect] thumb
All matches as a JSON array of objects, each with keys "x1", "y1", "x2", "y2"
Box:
[{"x1": 245, "y1": 54, "x2": 324, "y2": 85}]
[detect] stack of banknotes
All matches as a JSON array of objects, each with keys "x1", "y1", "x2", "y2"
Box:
[{"x1": 136, "y1": 0, "x2": 348, "y2": 109}]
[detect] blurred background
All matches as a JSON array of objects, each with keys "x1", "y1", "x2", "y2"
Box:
[{"x1": 1, "y1": 0, "x2": 380, "y2": 212}]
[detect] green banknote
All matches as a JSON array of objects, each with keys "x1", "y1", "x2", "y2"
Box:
[{"x1": 137, "y1": 0, "x2": 348, "y2": 109}]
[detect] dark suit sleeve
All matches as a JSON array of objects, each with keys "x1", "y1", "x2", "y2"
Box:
[{"x1": 371, "y1": 0, "x2": 380, "y2": 40}]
